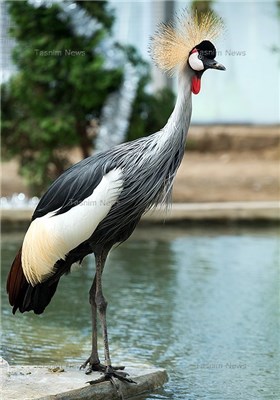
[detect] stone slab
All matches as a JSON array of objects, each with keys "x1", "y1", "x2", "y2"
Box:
[{"x1": 1, "y1": 365, "x2": 168, "y2": 400}]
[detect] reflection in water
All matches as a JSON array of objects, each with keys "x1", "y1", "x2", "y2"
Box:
[{"x1": 1, "y1": 226, "x2": 279, "y2": 400}]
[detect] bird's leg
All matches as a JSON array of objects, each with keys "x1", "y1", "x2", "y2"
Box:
[
  {"x1": 95, "y1": 251, "x2": 113, "y2": 368},
  {"x1": 87, "y1": 250, "x2": 136, "y2": 385},
  {"x1": 80, "y1": 275, "x2": 125, "y2": 373},
  {"x1": 80, "y1": 277, "x2": 101, "y2": 373}
]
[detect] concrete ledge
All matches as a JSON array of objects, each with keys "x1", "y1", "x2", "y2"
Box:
[
  {"x1": 1, "y1": 365, "x2": 168, "y2": 400},
  {"x1": 188, "y1": 124, "x2": 280, "y2": 151},
  {"x1": 1, "y1": 208, "x2": 34, "y2": 222},
  {"x1": 143, "y1": 201, "x2": 280, "y2": 222},
  {"x1": 1, "y1": 201, "x2": 279, "y2": 224}
]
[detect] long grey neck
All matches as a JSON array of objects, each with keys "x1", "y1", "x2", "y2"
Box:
[
  {"x1": 146, "y1": 67, "x2": 193, "y2": 206},
  {"x1": 160, "y1": 67, "x2": 193, "y2": 145}
]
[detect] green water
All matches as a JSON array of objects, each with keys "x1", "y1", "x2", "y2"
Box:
[{"x1": 1, "y1": 225, "x2": 279, "y2": 399}]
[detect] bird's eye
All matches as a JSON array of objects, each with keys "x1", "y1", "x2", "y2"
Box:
[{"x1": 188, "y1": 52, "x2": 204, "y2": 71}]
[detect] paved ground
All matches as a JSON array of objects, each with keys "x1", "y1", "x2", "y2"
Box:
[{"x1": 173, "y1": 149, "x2": 279, "y2": 202}]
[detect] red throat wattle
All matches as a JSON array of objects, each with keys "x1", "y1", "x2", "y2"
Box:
[{"x1": 191, "y1": 76, "x2": 201, "y2": 95}]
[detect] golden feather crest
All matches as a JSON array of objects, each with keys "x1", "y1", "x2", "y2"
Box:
[{"x1": 150, "y1": 9, "x2": 224, "y2": 74}]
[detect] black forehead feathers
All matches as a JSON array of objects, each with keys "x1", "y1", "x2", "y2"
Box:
[{"x1": 193, "y1": 40, "x2": 216, "y2": 59}]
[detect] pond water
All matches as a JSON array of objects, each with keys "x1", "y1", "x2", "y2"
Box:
[{"x1": 1, "y1": 224, "x2": 279, "y2": 399}]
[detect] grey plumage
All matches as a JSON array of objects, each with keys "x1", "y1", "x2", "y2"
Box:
[
  {"x1": 8, "y1": 67, "x2": 193, "y2": 316},
  {"x1": 36, "y1": 68, "x2": 192, "y2": 250}
]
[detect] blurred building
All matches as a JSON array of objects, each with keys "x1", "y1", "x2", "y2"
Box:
[
  {"x1": 1, "y1": 0, "x2": 279, "y2": 124},
  {"x1": 111, "y1": 0, "x2": 280, "y2": 124},
  {"x1": 0, "y1": 1, "x2": 16, "y2": 84}
]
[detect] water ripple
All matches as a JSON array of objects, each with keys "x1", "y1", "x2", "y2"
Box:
[{"x1": 1, "y1": 227, "x2": 279, "y2": 399}]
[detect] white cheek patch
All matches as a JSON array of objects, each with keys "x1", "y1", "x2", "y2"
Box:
[{"x1": 188, "y1": 51, "x2": 204, "y2": 71}]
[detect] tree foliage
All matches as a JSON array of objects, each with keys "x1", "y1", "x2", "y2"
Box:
[
  {"x1": 1, "y1": 1, "x2": 175, "y2": 194},
  {"x1": 127, "y1": 79, "x2": 175, "y2": 142},
  {"x1": 191, "y1": 0, "x2": 216, "y2": 21},
  {"x1": 120, "y1": 44, "x2": 176, "y2": 143},
  {"x1": 2, "y1": 1, "x2": 123, "y2": 193}
]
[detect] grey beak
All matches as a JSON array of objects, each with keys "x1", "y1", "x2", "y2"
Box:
[
  {"x1": 212, "y1": 61, "x2": 226, "y2": 71},
  {"x1": 203, "y1": 58, "x2": 226, "y2": 71}
]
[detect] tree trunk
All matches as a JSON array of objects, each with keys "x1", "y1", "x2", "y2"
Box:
[{"x1": 77, "y1": 121, "x2": 91, "y2": 159}]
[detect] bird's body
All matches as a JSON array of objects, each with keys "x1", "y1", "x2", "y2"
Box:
[
  {"x1": 8, "y1": 72, "x2": 192, "y2": 315},
  {"x1": 7, "y1": 10, "x2": 225, "y2": 384}
]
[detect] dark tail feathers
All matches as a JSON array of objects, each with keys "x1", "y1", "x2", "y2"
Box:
[
  {"x1": 7, "y1": 241, "x2": 92, "y2": 314},
  {"x1": 6, "y1": 248, "x2": 60, "y2": 315}
]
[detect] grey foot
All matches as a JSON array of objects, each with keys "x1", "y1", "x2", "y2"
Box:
[
  {"x1": 80, "y1": 358, "x2": 125, "y2": 375},
  {"x1": 86, "y1": 365, "x2": 137, "y2": 385}
]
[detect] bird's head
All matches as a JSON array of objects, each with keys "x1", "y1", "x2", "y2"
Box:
[
  {"x1": 188, "y1": 40, "x2": 225, "y2": 94},
  {"x1": 150, "y1": 10, "x2": 226, "y2": 95}
]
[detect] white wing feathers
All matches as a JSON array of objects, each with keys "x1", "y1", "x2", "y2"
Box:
[{"x1": 22, "y1": 168, "x2": 123, "y2": 286}]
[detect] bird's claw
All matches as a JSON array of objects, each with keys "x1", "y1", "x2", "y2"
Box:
[
  {"x1": 80, "y1": 358, "x2": 125, "y2": 375},
  {"x1": 86, "y1": 366, "x2": 137, "y2": 385},
  {"x1": 86, "y1": 369, "x2": 136, "y2": 400}
]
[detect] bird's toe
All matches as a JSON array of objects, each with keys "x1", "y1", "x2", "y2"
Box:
[
  {"x1": 80, "y1": 358, "x2": 105, "y2": 374},
  {"x1": 87, "y1": 366, "x2": 136, "y2": 385},
  {"x1": 79, "y1": 358, "x2": 90, "y2": 370},
  {"x1": 80, "y1": 358, "x2": 126, "y2": 374},
  {"x1": 105, "y1": 366, "x2": 136, "y2": 383}
]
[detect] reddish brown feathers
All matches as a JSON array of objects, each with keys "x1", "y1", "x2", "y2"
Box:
[
  {"x1": 6, "y1": 247, "x2": 64, "y2": 314},
  {"x1": 6, "y1": 247, "x2": 28, "y2": 314}
]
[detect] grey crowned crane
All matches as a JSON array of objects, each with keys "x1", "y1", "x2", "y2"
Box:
[{"x1": 7, "y1": 11, "x2": 225, "y2": 384}]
